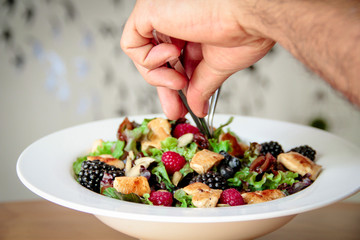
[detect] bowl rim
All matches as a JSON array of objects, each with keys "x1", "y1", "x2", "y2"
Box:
[{"x1": 17, "y1": 114, "x2": 360, "y2": 223}]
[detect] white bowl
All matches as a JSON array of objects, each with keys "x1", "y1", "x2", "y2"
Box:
[{"x1": 17, "y1": 114, "x2": 360, "y2": 240}]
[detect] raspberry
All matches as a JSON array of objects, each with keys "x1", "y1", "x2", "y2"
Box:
[
  {"x1": 149, "y1": 191, "x2": 173, "y2": 206},
  {"x1": 219, "y1": 188, "x2": 245, "y2": 206},
  {"x1": 161, "y1": 151, "x2": 186, "y2": 175},
  {"x1": 173, "y1": 123, "x2": 200, "y2": 138}
]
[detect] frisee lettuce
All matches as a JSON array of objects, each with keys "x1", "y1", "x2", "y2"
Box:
[
  {"x1": 72, "y1": 140, "x2": 125, "y2": 176},
  {"x1": 160, "y1": 137, "x2": 198, "y2": 161},
  {"x1": 212, "y1": 116, "x2": 233, "y2": 139},
  {"x1": 124, "y1": 119, "x2": 151, "y2": 154},
  {"x1": 174, "y1": 189, "x2": 196, "y2": 208},
  {"x1": 227, "y1": 167, "x2": 299, "y2": 191},
  {"x1": 209, "y1": 139, "x2": 231, "y2": 153},
  {"x1": 73, "y1": 156, "x2": 87, "y2": 176},
  {"x1": 141, "y1": 193, "x2": 153, "y2": 205}
]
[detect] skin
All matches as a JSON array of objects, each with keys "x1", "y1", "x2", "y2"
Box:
[{"x1": 121, "y1": 0, "x2": 360, "y2": 120}]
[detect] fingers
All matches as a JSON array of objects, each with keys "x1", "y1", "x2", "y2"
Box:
[
  {"x1": 183, "y1": 42, "x2": 203, "y2": 78},
  {"x1": 134, "y1": 62, "x2": 188, "y2": 90},
  {"x1": 186, "y1": 59, "x2": 231, "y2": 118},
  {"x1": 157, "y1": 87, "x2": 188, "y2": 120},
  {"x1": 186, "y1": 40, "x2": 275, "y2": 117}
]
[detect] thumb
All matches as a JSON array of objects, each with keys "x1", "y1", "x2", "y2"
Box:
[{"x1": 186, "y1": 59, "x2": 231, "y2": 117}]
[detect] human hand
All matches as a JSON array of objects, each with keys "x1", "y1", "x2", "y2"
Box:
[{"x1": 121, "y1": 0, "x2": 275, "y2": 119}]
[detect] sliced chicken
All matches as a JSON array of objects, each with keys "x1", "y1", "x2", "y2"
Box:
[
  {"x1": 241, "y1": 189, "x2": 286, "y2": 204},
  {"x1": 190, "y1": 149, "x2": 224, "y2": 174},
  {"x1": 183, "y1": 182, "x2": 222, "y2": 208},
  {"x1": 277, "y1": 152, "x2": 322, "y2": 180},
  {"x1": 87, "y1": 155, "x2": 125, "y2": 169}
]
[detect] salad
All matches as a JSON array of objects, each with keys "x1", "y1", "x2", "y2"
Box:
[{"x1": 73, "y1": 117, "x2": 322, "y2": 208}]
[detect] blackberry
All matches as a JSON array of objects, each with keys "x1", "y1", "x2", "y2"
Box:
[
  {"x1": 290, "y1": 145, "x2": 316, "y2": 161},
  {"x1": 78, "y1": 160, "x2": 124, "y2": 193},
  {"x1": 190, "y1": 171, "x2": 227, "y2": 190},
  {"x1": 260, "y1": 141, "x2": 284, "y2": 158}
]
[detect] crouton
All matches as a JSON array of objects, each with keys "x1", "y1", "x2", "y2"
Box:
[
  {"x1": 141, "y1": 118, "x2": 171, "y2": 151},
  {"x1": 113, "y1": 176, "x2": 151, "y2": 196}
]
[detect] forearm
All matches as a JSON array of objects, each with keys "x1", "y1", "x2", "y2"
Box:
[{"x1": 240, "y1": 0, "x2": 360, "y2": 106}]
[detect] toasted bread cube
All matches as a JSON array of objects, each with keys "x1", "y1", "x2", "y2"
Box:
[
  {"x1": 241, "y1": 189, "x2": 285, "y2": 204},
  {"x1": 190, "y1": 149, "x2": 224, "y2": 174},
  {"x1": 277, "y1": 152, "x2": 322, "y2": 180},
  {"x1": 113, "y1": 176, "x2": 151, "y2": 196},
  {"x1": 141, "y1": 118, "x2": 171, "y2": 150}
]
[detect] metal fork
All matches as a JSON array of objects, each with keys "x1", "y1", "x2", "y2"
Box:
[
  {"x1": 152, "y1": 30, "x2": 219, "y2": 138},
  {"x1": 207, "y1": 87, "x2": 221, "y2": 137}
]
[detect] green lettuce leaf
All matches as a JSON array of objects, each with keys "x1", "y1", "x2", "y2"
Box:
[
  {"x1": 151, "y1": 162, "x2": 175, "y2": 191},
  {"x1": 183, "y1": 142, "x2": 198, "y2": 161},
  {"x1": 91, "y1": 141, "x2": 114, "y2": 156},
  {"x1": 141, "y1": 193, "x2": 153, "y2": 205},
  {"x1": 179, "y1": 162, "x2": 194, "y2": 178},
  {"x1": 213, "y1": 116, "x2": 233, "y2": 139},
  {"x1": 209, "y1": 139, "x2": 231, "y2": 153},
  {"x1": 161, "y1": 137, "x2": 178, "y2": 150},
  {"x1": 73, "y1": 156, "x2": 87, "y2": 176},
  {"x1": 159, "y1": 137, "x2": 198, "y2": 162},
  {"x1": 102, "y1": 187, "x2": 142, "y2": 203},
  {"x1": 242, "y1": 142, "x2": 262, "y2": 166},
  {"x1": 89, "y1": 140, "x2": 126, "y2": 158},
  {"x1": 124, "y1": 119, "x2": 151, "y2": 154},
  {"x1": 174, "y1": 189, "x2": 195, "y2": 208},
  {"x1": 112, "y1": 140, "x2": 125, "y2": 159},
  {"x1": 145, "y1": 147, "x2": 163, "y2": 162},
  {"x1": 228, "y1": 167, "x2": 299, "y2": 191}
]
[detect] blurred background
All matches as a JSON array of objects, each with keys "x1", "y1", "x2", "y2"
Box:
[{"x1": 1, "y1": 0, "x2": 359, "y2": 203}]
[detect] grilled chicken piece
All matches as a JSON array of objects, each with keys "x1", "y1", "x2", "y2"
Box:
[
  {"x1": 190, "y1": 149, "x2": 224, "y2": 174},
  {"x1": 141, "y1": 118, "x2": 171, "y2": 151},
  {"x1": 183, "y1": 182, "x2": 222, "y2": 208},
  {"x1": 241, "y1": 189, "x2": 286, "y2": 204},
  {"x1": 113, "y1": 176, "x2": 151, "y2": 196},
  {"x1": 277, "y1": 152, "x2": 322, "y2": 180},
  {"x1": 87, "y1": 155, "x2": 125, "y2": 169}
]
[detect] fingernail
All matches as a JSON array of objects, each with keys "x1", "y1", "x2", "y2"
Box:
[{"x1": 202, "y1": 101, "x2": 209, "y2": 116}]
